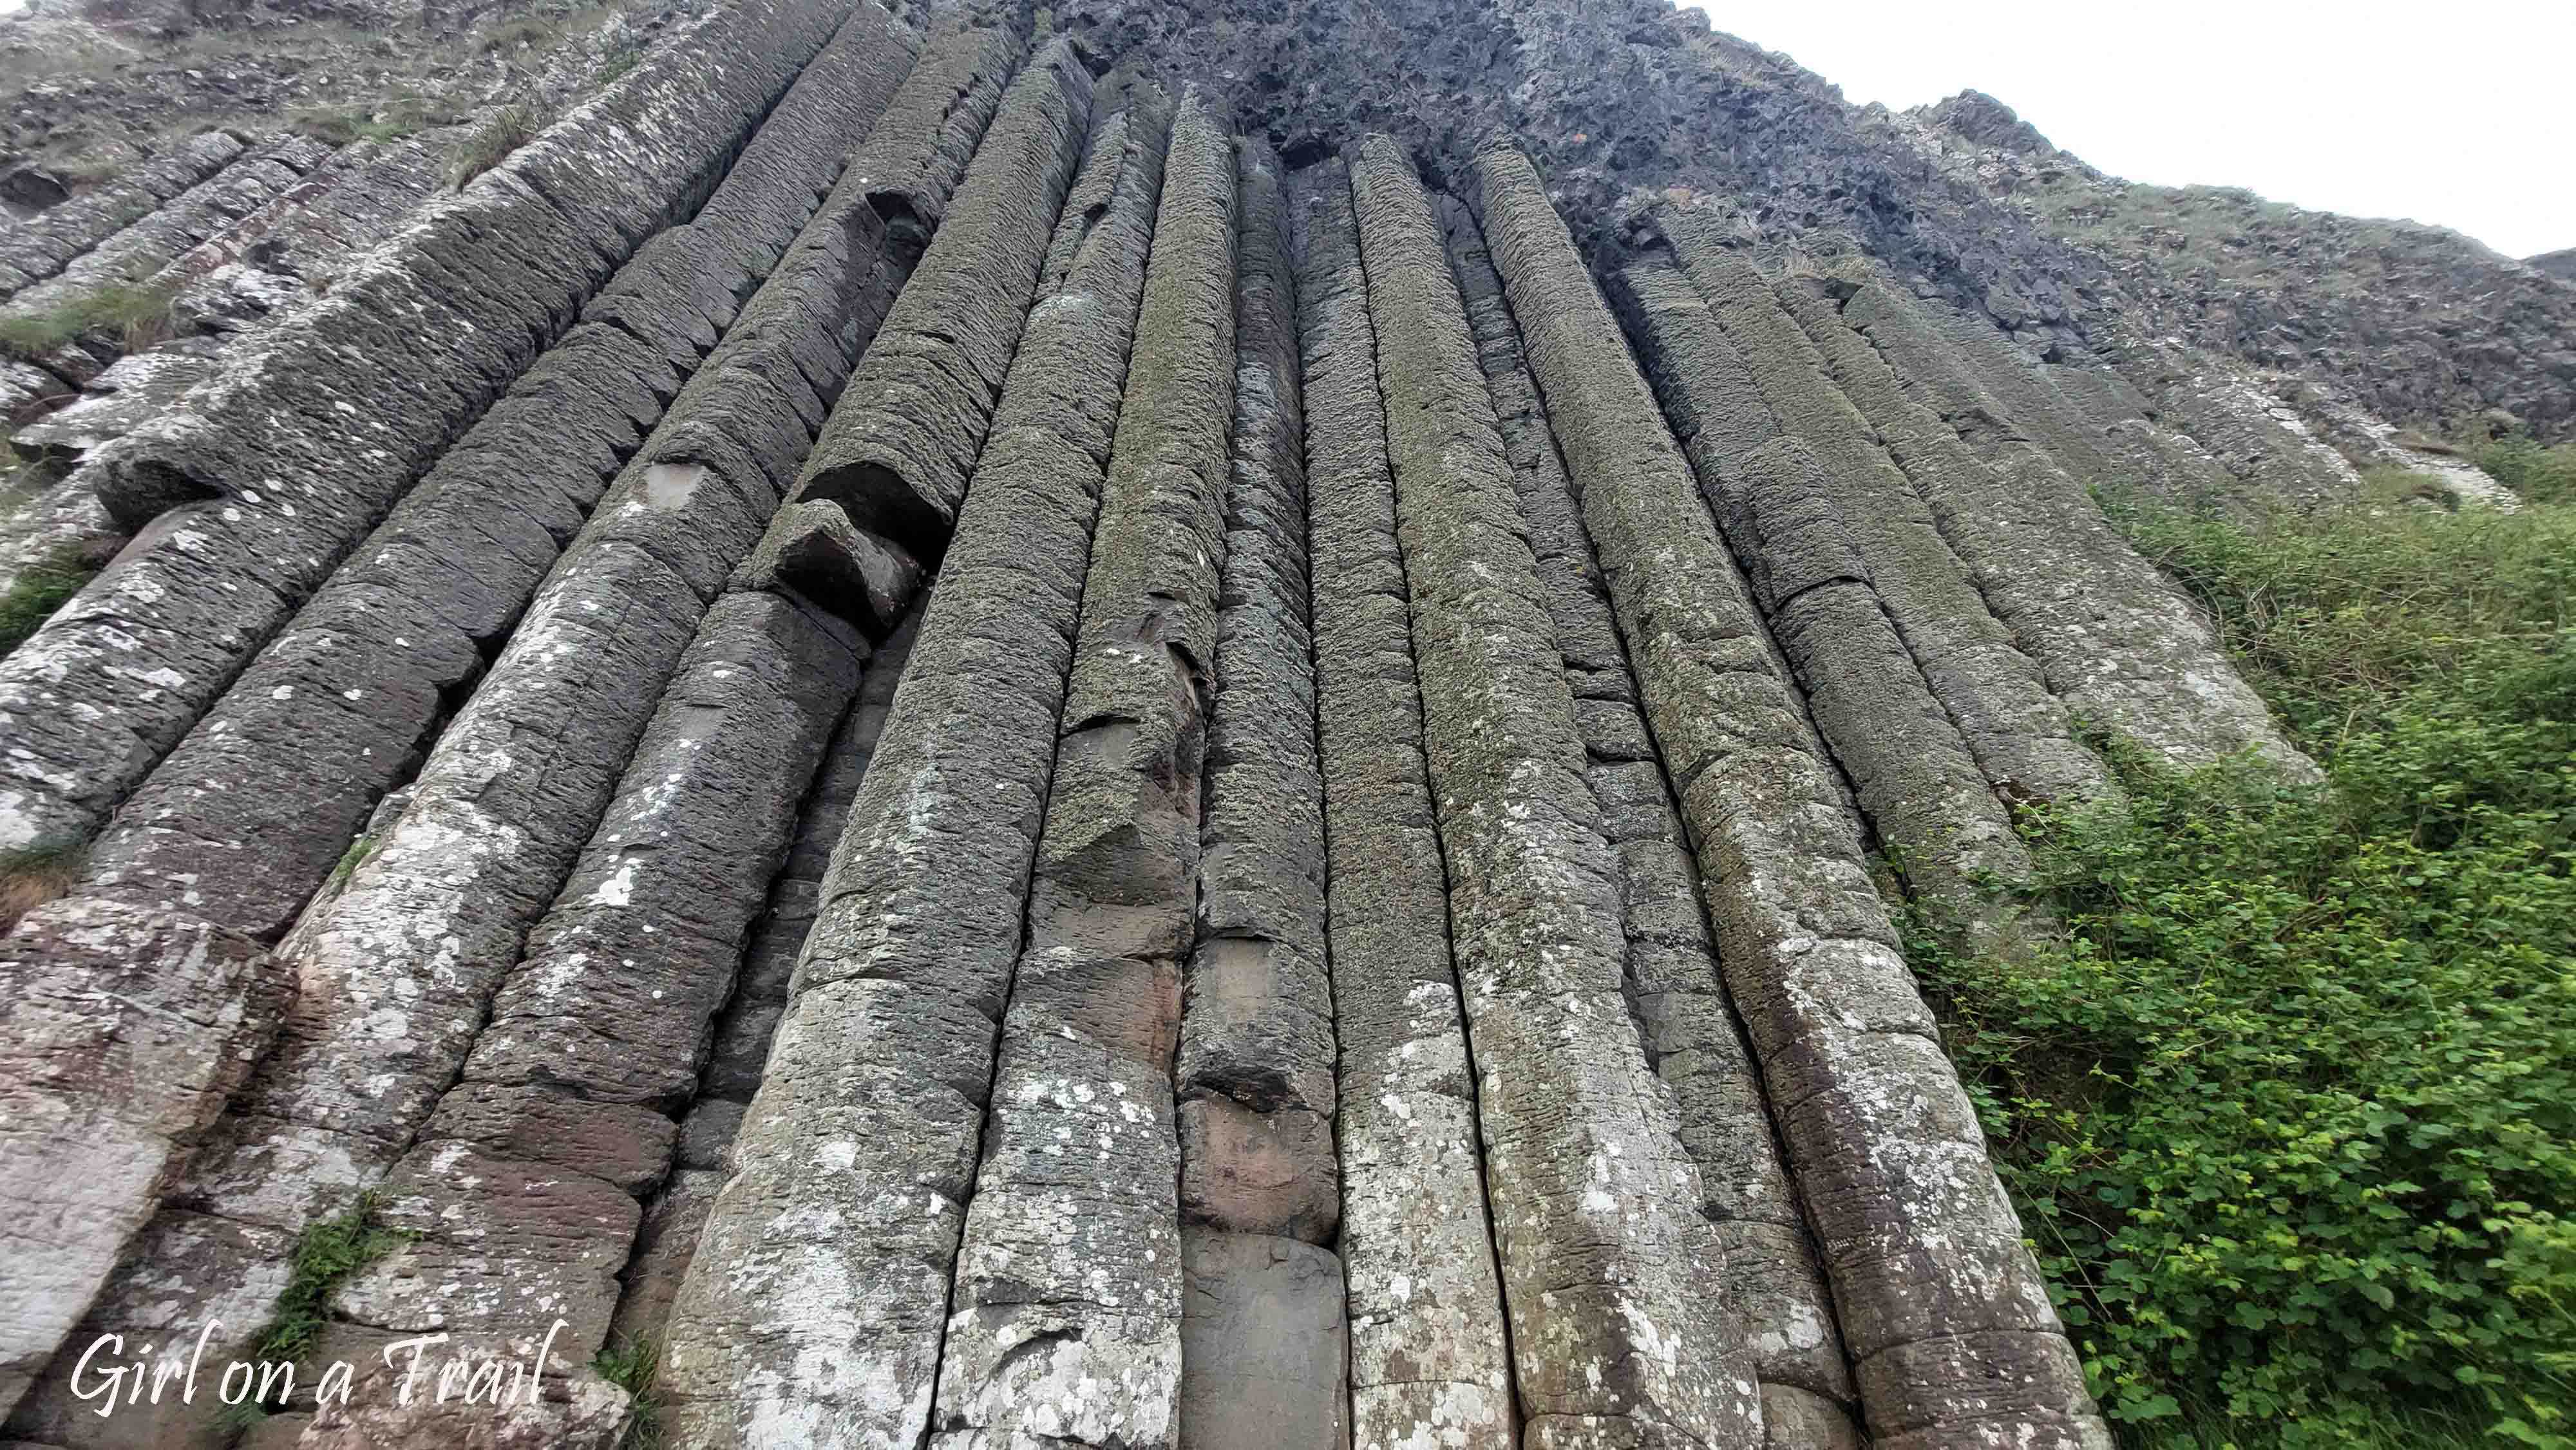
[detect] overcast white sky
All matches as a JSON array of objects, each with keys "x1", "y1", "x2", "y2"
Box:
[{"x1": 1689, "y1": 0, "x2": 2576, "y2": 259}]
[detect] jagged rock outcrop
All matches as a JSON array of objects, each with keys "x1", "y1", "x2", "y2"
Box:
[{"x1": 0, "y1": 3, "x2": 2554, "y2": 1449}]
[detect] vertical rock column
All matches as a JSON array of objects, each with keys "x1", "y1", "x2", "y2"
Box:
[
  {"x1": 1173, "y1": 135, "x2": 1346, "y2": 1449},
  {"x1": 19, "y1": 35, "x2": 998, "y2": 1443},
  {"x1": 658, "y1": 88, "x2": 1173, "y2": 1449},
  {"x1": 770, "y1": 35, "x2": 1095, "y2": 582},
  {"x1": 299, "y1": 585, "x2": 869, "y2": 1446},
  {"x1": 1473, "y1": 140, "x2": 2110, "y2": 1450},
  {"x1": 605, "y1": 607, "x2": 924, "y2": 1355},
  {"x1": 1350, "y1": 137, "x2": 1759, "y2": 1450},
  {"x1": 927, "y1": 92, "x2": 1235, "y2": 1450},
  {"x1": 1444, "y1": 210, "x2": 1862, "y2": 1447},
  {"x1": 1806, "y1": 279, "x2": 2313, "y2": 776},
  {"x1": 1610, "y1": 263, "x2": 2040, "y2": 954},
  {"x1": 1285, "y1": 154, "x2": 1513, "y2": 1450},
  {"x1": 1658, "y1": 210, "x2": 2106, "y2": 809}
]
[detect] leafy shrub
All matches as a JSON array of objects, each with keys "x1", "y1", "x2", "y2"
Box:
[{"x1": 1913, "y1": 500, "x2": 2576, "y2": 1447}]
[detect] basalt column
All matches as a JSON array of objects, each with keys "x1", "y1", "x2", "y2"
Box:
[
  {"x1": 659, "y1": 87, "x2": 1173, "y2": 1448},
  {"x1": 927, "y1": 92, "x2": 1235, "y2": 1450},
  {"x1": 0, "y1": 35, "x2": 1020, "y2": 1447},
  {"x1": 1173, "y1": 135, "x2": 1346, "y2": 1449},
  {"x1": 1803, "y1": 276, "x2": 2314, "y2": 777},
  {"x1": 1350, "y1": 136, "x2": 1758, "y2": 1449},
  {"x1": 1285, "y1": 154, "x2": 1513, "y2": 1450},
  {"x1": 1443, "y1": 206, "x2": 1863, "y2": 1447},
  {"x1": 606, "y1": 607, "x2": 925, "y2": 1357},
  {"x1": 0, "y1": 0, "x2": 855, "y2": 858},
  {"x1": 0, "y1": 15, "x2": 936, "y2": 1444},
  {"x1": 1658, "y1": 212, "x2": 2107, "y2": 811},
  {"x1": 1473, "y1": 140, "x2": 2110, "y2": 1450},
  {"x1": 67, "y1": 5, "x2": 943, "y2": 948},
  {"x1": 301, "y1": 586, "x2": 869, "y2": 1445},
  {"x1": 768, "y1": 35, "x2": 1097, "y2": 588},
  {"x1": 1611, "y1": 263, "x2": 2041, "y2": 956}
]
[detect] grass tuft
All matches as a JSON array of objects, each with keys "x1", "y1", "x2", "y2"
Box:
[
  {"x1": 240, "y1": 1192, "x2": 417, "y2": 1377},
  {"x1": 0, "y1": 281, "x2": 178, "y2": 362},
  {"x1": 0, "y1": 839, "x2": 88, "y2": 932},
  {"x1": 592, "y1": 1333, "x2": 663, "y2": 1449},
  {"x1": 446, "y1": 100, "x2": 547, "y2": 191},
  {"x1": 0, "y1": 549, "x2": 102, "y2": 659}
]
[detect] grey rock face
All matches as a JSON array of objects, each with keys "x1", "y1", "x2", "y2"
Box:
[
  {"x1": 785, "y1": 33, "x2": 1086, "y2": 569},
  {"x1": 1177, "y1": 134, "x2": 1336, "y2": 1254},
  {"x1": 929, "y1": 91, "x2": 1233, "y2": 1450},
  {"x1": 302, "y1": 590, "x2": 863, "y2": 1444},
  {"x1": 1445, "y1": 205, "x2": 1859, "y2": 1439},
  {"x1": 1285, "y1": 152, "x2": 1513, "y2": 1450},
  {"x1": 1472, "y1": 137, "x2": 2108, "y2": 1450},
  {"x1": 0, "y1": 899, "x2": 281, "y2": 1422},
  {"x1": 1659, "y1": 211, "x2": 2107, "y2": 811},
  {"x1": 1611, "y1": 261, "x2": 2039, "y2": 954},
  {"x1": 1354, "y1": 133, "x2": 1759, "y2": 1449},
  {"x1": 1806, "y1": 278, "x2": 2317, "y2": 780},
  {"x1": 0, "y1": 0, "x2": 864, "y2": 858},
  {"x1": 1178, "y1": 1231, "x2": 1350, "y2": 1450},
  {"x1": 70, "y1": 2, "x2": 926, "y2": 949},
  {"x1": 659, "y1": 85, "x2": 1170, "y2": 1450},
  {"x1": 0, "y1": 135, "x2": 330, "y2": 330},
  {"x1": 0, "y1": 131, "x2": 244, "y2": 297}
]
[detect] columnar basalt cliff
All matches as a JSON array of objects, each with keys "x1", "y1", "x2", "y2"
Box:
[{"x1": 0, "y1": 1, "x2": 2562, "y2": 1447}]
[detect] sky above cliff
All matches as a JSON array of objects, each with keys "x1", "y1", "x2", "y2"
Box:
[{"x1": 1701, "y1": 0, "x2": 2575, "y2": 259}]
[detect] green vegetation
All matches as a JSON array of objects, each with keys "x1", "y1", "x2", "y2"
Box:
[
  {"x1": 2477, "y1": 435, "x2": 2576, "y2": 507},
  {"x1": 1913, "y1": 497, "x2": 2576, "y2": 1447},
  {"x1": 592, "y1": 1334, "x2": 663, "y2": 1449},
  {"x1": 448, "y1": 99, "x2": 548, "y2": 190},
  {"x1": 242, "y1": 1192, "x2": 415, "y2": 1372},
  {"x1": 0, "y1": 548, "x2": 101, "y2": 658},
  {"x1": 0, "y1": 280, "x2": 176, "y2": 362}
]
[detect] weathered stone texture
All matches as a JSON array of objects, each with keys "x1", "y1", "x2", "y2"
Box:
[
  {"x1": 0, "y1": 0, "x2": 863, "y2": 858},
  {"x1": 0, "y1": 900, "x2": 281, "y2": 1422},
  {"x1": 1660, "y1": 212, "x2": 2107, "y2": 811},
  {"x1": 0, "y1": 135, "x2": 332, "y2": 335},
  {"x1": 1822, "y1": 279, "x2": 2317, "y2": 777},
  {"x1": 1612, "y1": 263, "x2": 2038, "y2": 951},
  {"x1": 1446, "y1": 207, "x2": 1861, "y2": 1439},
  {"x1": 930, "y1": 91, "x2": 1233, "y2": 1450},
  {"x1": 0, "y1": 131, "x2": 245, "y2": 297},
  {"x1": 68, "y1": 0, "x2": 928, "y2": 948},
  {"x1": 1473, "y1": 138, "x2": 2108, "y2": 1450},
  {"x1": 1285, "y1": 152, "x2": 1512, "y2": 1450},
  {"x1": 1353, "y1": 135, "x2": 1759, "y2": 1449},
  {"x1": 785, "y1": 35, "x2": 1088, "y2": 569},
  {"x1": 300, "y1": 590, "x2": 864, "y2": 1449},
  {"x1": 0, "y1": 23, "x2": 950, "y2": 1445},
  {"x1": 1178, "y1": 1231, "x2": 1350, "y2": 1450},
  {"x1": 660, "y1": 88, "x2": 1171, "y2": 1450},
  {"x1": 1179, "y1": 135, "x2": 1334, "y2": 1241}
]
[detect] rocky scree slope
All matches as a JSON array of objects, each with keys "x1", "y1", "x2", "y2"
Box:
[{"x1": 0, "y1": 3, "x2": 2561, "y2": 1450}]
